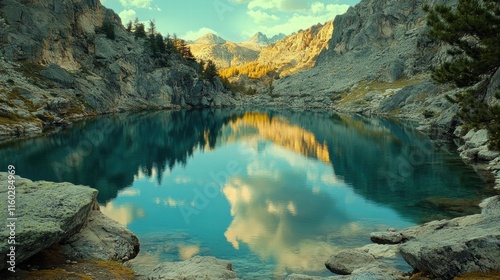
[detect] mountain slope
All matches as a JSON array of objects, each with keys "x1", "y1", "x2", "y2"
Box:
[
  {"x1": 194, "y1": 33, "x2": 227, "y2": 44},
  {"x1": 256, "y1": 21, "x2": 334, "y2": 77},
  {"x1": 244, "y1": 0, "x2": 463, "y2": 125},
  {"x1": 188, "y1": 32, "x2": 286, "y2": 69},
  {"x1": 188, "y1": 37, "x2": 260, "y2": 68},
  {"x1": 274, "y1": 0, "x2": 457, "y2": 95},
  {"x1": 219, "y1": 21, "x2": 334, "y2": 79},
  {"x1": 0, "y1": 0, "x2": 238, "y2": 140}
]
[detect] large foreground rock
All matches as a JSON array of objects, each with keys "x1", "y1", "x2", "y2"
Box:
[
  {"x1": 148, "y1": 256, "x2": 239, "y2": 280},
  {"x1": 0, "y1": 173, "x2": 97, "y2": 271},
  {"x1": 399, "y1": 196, "x2": 500, "y2": 279},
  {"x1": 0, "y1": 173, "x2": 140, "y2": 271}
]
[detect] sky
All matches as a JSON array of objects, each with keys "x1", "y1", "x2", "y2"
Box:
[{"x1": 100, "y1": 0, "x2": 360, "y2": 42}]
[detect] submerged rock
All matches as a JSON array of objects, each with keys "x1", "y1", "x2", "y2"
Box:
[
  {"x1": 148, "y1": 256, "x2": 239, "y2": 280},
  {"x1": 370, "y1": 231, "x2": 404, "y2": 245},
  {"x1": 325, "y1": 245, "x2": 403, "y2": 279},
  {"x1": 325, "y1": 250, "x2": 376, "y2": 275}
]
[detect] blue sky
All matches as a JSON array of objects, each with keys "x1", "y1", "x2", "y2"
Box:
[{"x1": 101, "y1": 0, "x2": 360, "y2": 42}]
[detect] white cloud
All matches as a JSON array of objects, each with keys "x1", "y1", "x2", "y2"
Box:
[
  {"x1": 233, "y1": 0, "x2": 308, "y2": 11},
  {"x1": 182, "y1": 27, "x2": 220, "y2": 41},
  {"x1": 247, "y1": 9, "x2": 280, "y2": 24},
  {"x1": 242, "y1": 3, "x2": 350, "y2": 39},
  {"x1": 119, "y1": 0, "x2": 152, "y2": 9},
  {"x1": 118, "y1": 9, "x2": 137, "y2": 25}
]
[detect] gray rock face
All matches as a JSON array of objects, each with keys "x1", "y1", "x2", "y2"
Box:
[
  {"x1": 0, "y1": 0, "x2": 236, "y2": 142},
  {"x1": 148, "y1": 256, "x2": 239, "y2": 280},
  {"x1": 271, "y1": 0, "x2": 456, "y2": 98},
  {"x1": 379, "y1": 80, "x2": 439, "y2": 112},
  {"x1": 486, "y1": 67, "x2": 500, "y2": 106},
  {"x1": 61, "y1": 208, "x2": 140, "y2": 262},
  {"x1": 0, "y1": 173, "x2": 97, "y2": 271},
  {"x1": 39, "y1": 64, "x2": 75, "y2": 87},
  {"x1": 399, "y1": 195, "x2": 500, "y2": 279}
]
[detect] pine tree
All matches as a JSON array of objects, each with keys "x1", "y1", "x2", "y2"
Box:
[
  {"x1": 425, "y1": 0, "x2": 500, "y2": 150},
  {"x1": 133, "y1": 18, "x2": 147, "y2": 38},
  {"x1": 165, "y1": 34, "x2": 176, "y2": 54},
  {"x1": 156, "y1": 34, "x2": 166, "y2": 53},
  {"x1": 148, "y1": 20, "x2": 158, "y2": 54},
  {"x1": 424, "y1": 0, "x2": 500, "y2": 87},
  {"x1": 203, "y1": 60, "x2": 218, "y2": 82},
  {"x1": 174, "y1": 38, "x2": 195, "y2": 61},
  {"x1": 126, "y1": 20, "x2": 133, "y2": 32}
]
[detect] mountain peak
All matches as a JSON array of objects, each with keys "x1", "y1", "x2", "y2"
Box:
[
  {"x1": 244, "y1": 32, "x2": 287, "y2": 47},
  {"x1": 194, "y1": 33, "x2": 226, "y2": 44}
]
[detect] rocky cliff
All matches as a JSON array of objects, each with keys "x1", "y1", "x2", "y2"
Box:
[
  {"x1": 260, "y1": 0, "x2": 457, "y2": 95},
  {"x1": 256, "y1": 21, "x2": 334, "y2": 77},
  {"x1": 244, "y1": 0, "x2": 466, "y2": 129},
  {"x1": 0, "y1": 0, "x2": 238, "y2": 141}
]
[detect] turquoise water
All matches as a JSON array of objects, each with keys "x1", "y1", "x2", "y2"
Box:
[{"x1": 0, "y1": 109, "x2": 491, "y2": 278}]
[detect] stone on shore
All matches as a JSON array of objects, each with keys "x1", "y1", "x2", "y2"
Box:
[
  {"x1": 325, "y1": 250, "x2": 376, "y2": 275},
  {"x1": 325, "y1": 244, "x2": 403, "y2": 279},
  {"x1": 61, "y1": 206, "x2": 140, "y2": 262},
  {"x1": 148, "y1": 256, "x2": 239, "y2": 280},
  {"x1": 399, "y1": 195, "x2": 500, "y2": 279},
  {"x1": 0, "y1": 173, "x2": 97, "y2": 271}
]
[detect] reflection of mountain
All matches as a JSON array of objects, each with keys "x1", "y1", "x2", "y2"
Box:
[
  {"x1": 0, "y1": 109, "x2": 488, "y2": 223},
  {"x1": 225, "y1": 112, "x2": 330, "y2": 163},
  {"x1": 277, "y1": 111, "x2": 489, "y2": 222}
]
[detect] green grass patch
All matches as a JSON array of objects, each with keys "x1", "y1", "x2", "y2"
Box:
[{"x1": 336, "y1": 78, "x2": 421, "y2": 106}]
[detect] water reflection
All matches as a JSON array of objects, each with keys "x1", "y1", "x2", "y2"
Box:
[
  {"x1": 0, "y1": 109, "x2": 491, "y2": 278},
  {"x1": 223, "y1": 171, "x2": 339, "y2": 273},
  {"x1": 225, "y1": 113, "x2": 330, "y2": 163}
]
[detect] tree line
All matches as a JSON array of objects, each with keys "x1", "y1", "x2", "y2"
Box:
[
  {"x1": 425, "y1": 0, "x2": 500, "y2": 149},
  {"x1": 97, "y1": 18, "x2": 220, "y2": 83}
]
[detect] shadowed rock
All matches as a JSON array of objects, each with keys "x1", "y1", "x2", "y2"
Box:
[{"x1": 61, "y1": 206, "x2": 140, "y2": 262}]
